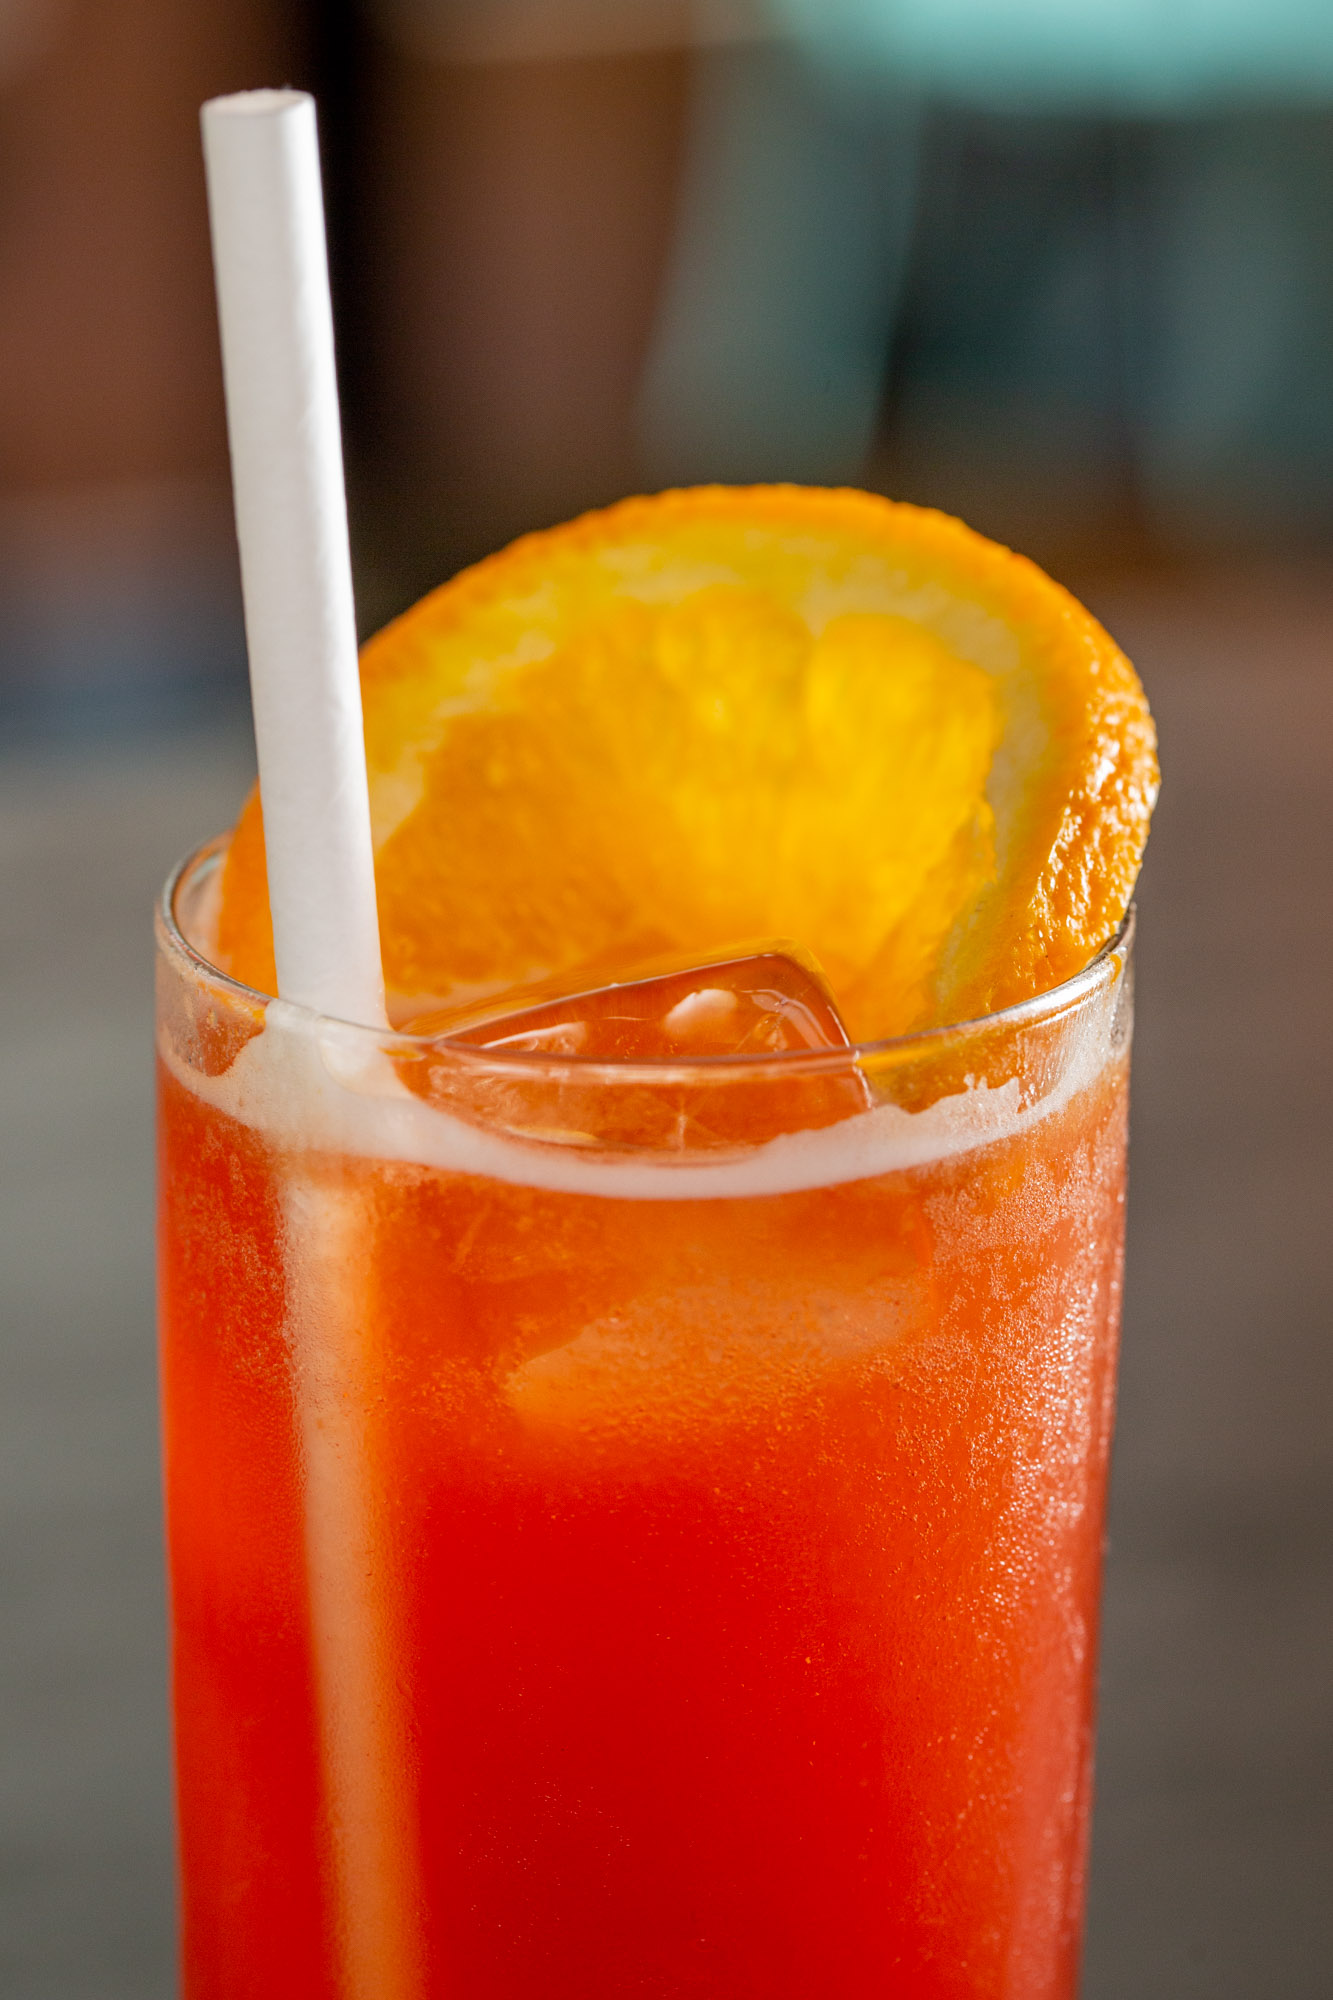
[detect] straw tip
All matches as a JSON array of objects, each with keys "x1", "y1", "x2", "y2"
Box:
[{"x1": 203, "y1": 88, "x2": 310, "y2": 126}]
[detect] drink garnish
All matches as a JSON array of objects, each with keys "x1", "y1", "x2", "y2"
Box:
[{"x1": 216, "y1": 486, "x2": 1157, "y2": 1042}]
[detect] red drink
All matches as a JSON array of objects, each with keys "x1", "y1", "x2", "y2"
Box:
[{"x1": 158, "y1": 846, "x2": 1132, "y2": 2000}]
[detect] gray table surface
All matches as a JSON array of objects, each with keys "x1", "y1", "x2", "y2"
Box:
[{"x1": 2, "y1": 567, "x2": 1330, "y2": 1995}]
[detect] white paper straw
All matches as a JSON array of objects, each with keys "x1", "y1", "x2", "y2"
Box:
[{"x1": 202, "y1": 89, "x2": 385, "y2": 1027}]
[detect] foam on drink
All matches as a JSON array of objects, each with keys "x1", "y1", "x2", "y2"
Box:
[{"x1": 160, "y1": 848, "x2": 1129, "y2": 1202}]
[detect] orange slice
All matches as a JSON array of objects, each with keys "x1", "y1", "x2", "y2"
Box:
[{"x1": 216, "y1": 486, "x2": 1157, "y2": 1041}]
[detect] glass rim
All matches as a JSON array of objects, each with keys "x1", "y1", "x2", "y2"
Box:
[{"x1": 160, "y1": 836, "x2": 1134, "y2": 1079}]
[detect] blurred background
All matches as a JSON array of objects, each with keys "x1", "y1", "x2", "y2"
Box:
[{"x1": 1, "y1": 1, "x2": 1331, "y2": 1994}]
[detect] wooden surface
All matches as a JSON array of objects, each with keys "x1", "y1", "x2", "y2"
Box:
[
  {"x1": 1082, "y1": 567, "x2": 1333, "y2": 1998},
  {"x1": 1, "y1": 568, "x2": 1330, "y2": 1994}
]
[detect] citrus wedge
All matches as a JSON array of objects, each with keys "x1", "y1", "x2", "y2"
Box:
[{"x1": 215, "y1": 485, "x2": 1157, "y2": 1041}]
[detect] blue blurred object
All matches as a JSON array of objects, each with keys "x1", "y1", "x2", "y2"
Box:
[
  {"x1": 0, "y1": 482, "x2": 247, "y2": 741},
  {"x1": 771, "y1": 0, "x2": 1333, "y2": 112},
  {"x1": 639, "y1": 8, "x2": 1333, "y2": 548},
  {"x1": 1128, "y1": 112, "x2": 1333, "y2": 538},
  {"x1": 640, "y1": 41, "x2": 920, "y2": 485}
]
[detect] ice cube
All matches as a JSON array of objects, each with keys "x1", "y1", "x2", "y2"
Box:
[
  {"x1": 401, "y1": 945, "x2": 871, "y2": 1151},
  {"x1": 452, "y1": 946, "x2": 854, "y2": 1061}
]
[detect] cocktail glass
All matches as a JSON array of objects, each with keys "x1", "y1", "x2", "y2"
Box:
[{"x1": 157, "y1": 836, "x2": 1133, "y2": 2000}]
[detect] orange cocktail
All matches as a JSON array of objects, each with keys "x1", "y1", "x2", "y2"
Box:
[{"x1": 157, "y1": 488, "x2": 1154, "y2": 1998}]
